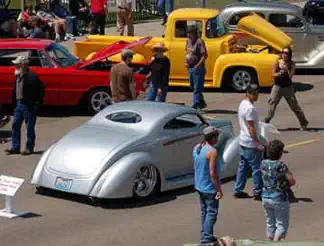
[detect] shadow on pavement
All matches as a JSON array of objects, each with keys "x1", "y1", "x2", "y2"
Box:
[
  {"x1": 278, "y1": 127, "x2": 324, "y2": 132},
  {"x1": 290, "y1": 197, "x2": 314, "y2": 204},
  {"x1": 296, "y1": 69, "x2": 324, "y2": 76},
  {"x1": 294, "y1": 82, "x2": 314, "y2": 92},
  {"x1": 20, "y1": 212, "x2": 42, "y2": 219},
  {"x1": 202, "y1": 109, "x2": 237, "y2": 115},
  {"x1": 35, "y1": 176, "x2": 237, "y2": 209}
]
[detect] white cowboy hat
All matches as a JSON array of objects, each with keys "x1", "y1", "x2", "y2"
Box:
[
  {"x1": 12, "y1": 56, "x2": 29, "y2": 65},
  {"x1": 152, "y1": 43, "x2": 168, "y2": 52}
]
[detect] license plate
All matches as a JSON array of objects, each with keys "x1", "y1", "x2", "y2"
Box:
[{"x1": 54, "y1": 177, "x2": 73, "y2": 191}]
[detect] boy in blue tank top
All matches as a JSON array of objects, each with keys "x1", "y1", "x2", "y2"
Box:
[{"x1": 193, "y1": 126, "x2": 223, "y2": 245}]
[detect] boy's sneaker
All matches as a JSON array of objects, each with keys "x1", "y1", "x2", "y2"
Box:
[{"x1": 0, "y1": 115, "x2": 10, "y2": 128}]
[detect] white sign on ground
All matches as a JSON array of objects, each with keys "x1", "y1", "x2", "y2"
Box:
[
  {"x1": 0, "y1": 175, "x2": 24, "y2": 197},
  {"x1": 0, "y1": 175, "x2": 28, "y2": 219}
]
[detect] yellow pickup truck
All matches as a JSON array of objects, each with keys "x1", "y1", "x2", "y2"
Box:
[{"x1": 74, "y1": 9, "x2": 292, "y2": 91}]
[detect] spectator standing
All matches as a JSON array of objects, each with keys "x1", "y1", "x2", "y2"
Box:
[
  {"x1": 193, "y1": 126, "x2": 223, "y2": 245},
  {"x1": 116, "y1": 0, "x2": 134, "y2": 36},
  {"x1": 5, "y1": 56, "x2": 45, "y2": 155},
  {"x1": 0, "y1": 9, "x2": 18, "y2": 38},
  {"x1": 158, "y1": 0, "x2": 173, "y2": 25},
  {"x1": 110, "y1": 49, "x2": 136, "y2": 103},
  {"x1": 90, "y1": 0, "x2": 107, "y2": 35},
  {"x1": 69, "y1": 0, "x2": 91, "y2": 35},
  {"x1": 264, "y1": 47, "x2": 309, "y2": 131},
  {"x1": 146, "y1": 43, "x2": 170, "y2": 102},
  {"x1": 261, "y1": 139, "x2": 296, "y2": 241},
  {"x1": 233, "y1": 83, "x2": 265, "y2": 201},
  {"x1": 185, "y1": 26, "x2": 208, "y2": 110}
]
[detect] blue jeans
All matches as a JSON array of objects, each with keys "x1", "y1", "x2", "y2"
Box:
[
  {"x1": 11, "y1": 101, "x2": 37, "y2": 151},
  {"x1": 146, "y1": 84, "x2": 168, "y2": 102},
  {"x1": 234, "y1": 146, "x2": 263, "y2": 196},
  {"x1": 262, "y1": 198, "x2": 290, "y2": 240},
  {"x1": 198, "y1": 191, "x2": 219, "y2": 243},
  {"x1": 189, "y1": 66, "x2": 206, "y2": 106},
  {"x1": 66, "y1": 16, "x2": 76, "y2": 34},
  {"x1": 158, "y1": 0, "x2": 174, "y2": 15}
]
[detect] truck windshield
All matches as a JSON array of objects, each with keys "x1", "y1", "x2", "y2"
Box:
[
  {"x1": 45, "y1": 43, "x2": 79, "y2": 67},
  {"x1": 206, "y1": 15, "x2": 227, "y2": 38}
]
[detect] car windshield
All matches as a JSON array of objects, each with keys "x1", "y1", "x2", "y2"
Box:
[
  {"x1": 206, "y1": 15, "x2": 227, "y2": 38},
  {"x1": 45, "y1": 43, "x2": 78, "y2": 67}
]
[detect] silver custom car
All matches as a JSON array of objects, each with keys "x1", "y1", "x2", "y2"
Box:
[
  {"x1": 219, "y1": 1, "x2": 324, "y2": 69},
  {"x1": 31, "y1": 101, "x2": 276, "y2": 200}
]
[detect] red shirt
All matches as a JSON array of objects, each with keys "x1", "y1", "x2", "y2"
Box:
[{"x1": 91, "y1": 0, "x2": 106, "y2": 14}]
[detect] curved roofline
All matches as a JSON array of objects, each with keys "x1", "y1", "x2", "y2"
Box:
[
  {"x1": 169, "y1": 8, "x2": 220, "y2": 19},
  {"x1": 88, "y1": 101, "x2": 197, "y2": 132}
]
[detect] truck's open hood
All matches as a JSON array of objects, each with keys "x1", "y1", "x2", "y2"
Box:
[
  {"x1": 78, "y1": 36, "x2": 152, "y2": 69},
  {"x1": 236, "y1": 13, "x2": 292, "y2": 52}
]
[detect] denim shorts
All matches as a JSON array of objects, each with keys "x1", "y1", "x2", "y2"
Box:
[{"x1": 262, "y1": 198, "x2": 290, "y2": 239}]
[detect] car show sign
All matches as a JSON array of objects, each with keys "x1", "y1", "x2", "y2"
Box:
[{"x1": 0, "y1": 175, "x2": 28, "y2": 219}]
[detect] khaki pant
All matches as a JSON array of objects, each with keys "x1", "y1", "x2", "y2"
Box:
[
  {"x1": 265, "y1": 85, "x2": 308, "y2": 126},
  {"x1": 116, "y1": 8, "x2": 134, "y2": 36}
]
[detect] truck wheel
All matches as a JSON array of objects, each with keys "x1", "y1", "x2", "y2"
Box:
[
  {"x1": 86, "y1": 88, "x2": 112, "y2": 115},
  {"x1": 224, "y1": 67, "x2": 258, "y2": 92}
]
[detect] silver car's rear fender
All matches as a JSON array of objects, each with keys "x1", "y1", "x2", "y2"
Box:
[{"x1": 89, "y1": 152, "x2": 160, "y2": 199}]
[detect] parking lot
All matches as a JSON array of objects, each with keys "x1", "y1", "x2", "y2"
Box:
[{"x1": 1, "y1": 15, "x2": 324, "y2": 245}]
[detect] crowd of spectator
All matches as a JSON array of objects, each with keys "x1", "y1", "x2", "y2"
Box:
[{"x1": 0, "y1": 0, "x2": 91, "y2": 42}]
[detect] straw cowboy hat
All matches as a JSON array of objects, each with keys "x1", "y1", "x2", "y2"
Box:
[
  {"x1": 218, "y1": 236, "x2": 237, "y2": 246},
  {"x1": 152, "y1": 43, "x2": 168, "y2": 52}
]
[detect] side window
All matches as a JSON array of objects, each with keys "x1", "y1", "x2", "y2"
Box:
[
  {"x1": 269, "y1": 14, "x2": 304, "y2": 28},
  {"x1": 0, "y1": 50, "x2": 29, "y2": 66},
  {"x1": 28, "y1": 50, "x2": 42, "y2": 67},
  {"x1": 228, "y1": 12, "x2": 265, "y2": 26},
  {"x1": 39, "y1": 51, "x2": 55, "y2": 68},
  {"x1": 175, "y1": 20, "x2": 202, "y2": 38},
  {"x1": 164, "y1": 113, "x2": 204, "y2": 129}
]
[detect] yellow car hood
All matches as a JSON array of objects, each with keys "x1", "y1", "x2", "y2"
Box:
[{"x1": 237, "y1": 13, "x2": 292, "y2": 52}]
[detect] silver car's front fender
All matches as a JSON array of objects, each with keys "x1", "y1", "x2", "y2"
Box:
[
  {"x1": 89, "y1": 152, "x2": 159, "y2": 199},
  {"x1": 31, "y1": 145, "x2": 55, "y2": 185}
]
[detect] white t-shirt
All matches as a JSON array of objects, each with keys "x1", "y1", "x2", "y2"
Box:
[{"x1": 238, "y1": 99, "x2": 259, "y2": 148}]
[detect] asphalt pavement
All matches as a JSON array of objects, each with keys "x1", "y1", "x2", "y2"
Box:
[{"x1": 2, "y1": 2, "x2": 324, "y2": 245}]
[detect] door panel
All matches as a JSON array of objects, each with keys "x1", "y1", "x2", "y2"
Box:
[{"x1": 0, "y1": 67, "x2": 15, "y2": 104}]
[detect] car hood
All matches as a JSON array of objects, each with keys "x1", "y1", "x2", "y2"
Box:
[
  {"x1": 45, "y1": 125, "x2": 139, "y2": 177},
  {"x1": 236, "y1": 13, "x2": 292, "y2": 52},
  {"x1": 78, "y1": 36, "x2": 152, "y2": 69}
]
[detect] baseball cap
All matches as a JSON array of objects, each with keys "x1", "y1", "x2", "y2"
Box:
[
  {"x1": 203, "y1": 126, "x2": 219, "y2": 136},
  {"x1": 246, "y1": 83, "x2": 259, "y2": 94},
  {"x1": 121, "y1": 49, "x2": 134, "y2": 59}
]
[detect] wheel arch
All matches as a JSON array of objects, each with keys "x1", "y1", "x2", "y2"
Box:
[
  {"x1": 222, "y1": 65, "x2": 259, "y2": 89},
  {"x1": 78, "y1": 85, "x2": 112, "y2": 107},
  {"x1": 89, "y1": 152, "x2": 162, "y2": 199}
]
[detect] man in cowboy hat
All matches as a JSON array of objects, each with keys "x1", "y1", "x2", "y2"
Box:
[
  {"x1": 146, "y1": 42, "x2": 170, "y2": 102},
  {"x1": 110, "y1": 49, "x2": 136, "y2": 103},
  {"x1": 5, "y1": 55, "x2": 45, "y2": 155}
]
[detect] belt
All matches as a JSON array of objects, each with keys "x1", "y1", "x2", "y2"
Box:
[{"x1": 117, "y1": 6, "x2": 129, "y2": 9}]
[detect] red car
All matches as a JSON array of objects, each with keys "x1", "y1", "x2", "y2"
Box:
[{"x1": 0, "y1": 37, "x2": 151, "y2": 114}]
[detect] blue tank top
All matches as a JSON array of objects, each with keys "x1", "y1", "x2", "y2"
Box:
[{"x1": 193, "y1": 144, "x2": 217, "y2": 193}]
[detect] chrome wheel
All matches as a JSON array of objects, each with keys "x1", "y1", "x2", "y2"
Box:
[
  {"x1": 133, "y1": 166, "x2": 158, "y2": 198},
  {"x1": 90, "y1": 90, "x2": 112, "y2": 113},
  {"x1": 232, "y1": 70, "x2": 252, "y2": 91}
]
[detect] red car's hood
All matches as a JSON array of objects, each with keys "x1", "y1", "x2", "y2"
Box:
[{"x1": 78, "y1": 36, "x2": 152, "y2": 69}]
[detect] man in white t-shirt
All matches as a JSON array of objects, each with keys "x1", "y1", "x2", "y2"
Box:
[{"x1": 233, "y1": 83, "x2": 266, "y2": 201}]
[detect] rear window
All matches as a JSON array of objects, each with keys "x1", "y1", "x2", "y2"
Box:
[{"x1": 106, "y1": 111, "x2": 142, "y2": 123}]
